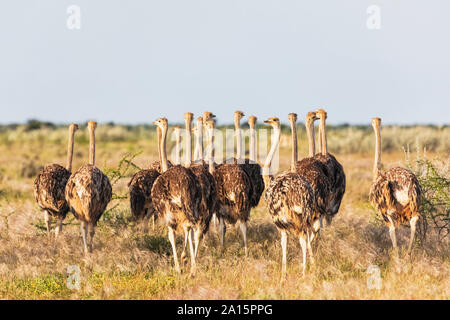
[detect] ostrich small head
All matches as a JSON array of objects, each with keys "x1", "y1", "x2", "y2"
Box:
[
  {"x1": 70, "y1": 123, "x2": 79, "y2": 131},
  {"x1": 203, "y1": 112, "x2": 216, "y2": 124},
  {"x1": 153, "y1": 117, "x2": 168, "y2": 130},
  {"x1": 248, "y1": 115, "x2": 257, "y2": 128},
  {"x1": 184, "y1": 112, "x2": 194, "y2": 123},
  {"x1": 234, "y1": 110, "x2": 245, "y2": 122},
  {"x1": 305, "y1": 111, "x2": 318, "y2": 125},
  {"x1": 88, "y1": 121, "x2": 97, "y2": 130},
  {"x1": 173, "y1": 125, "x2": 181, "y2": 137},
  {"x1": 372, "y1": 117, "x2": 381, "y2": 128},
  {"x1": 196, "y1": 116, "x2": 203, "y2": 130},
  {"x1": 315, "y1": 109, "x2": 327, "y2": 120},
  {"x1": 264, "y1": 117, "x2": 280, "y2": 128},
  {"x1": 288, "y1": 113, "x2": 297, "y2": 123}
]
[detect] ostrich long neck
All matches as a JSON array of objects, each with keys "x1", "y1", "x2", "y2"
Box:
[
  {"x1": 306, "y1": 120, "x2": 315, "y2": 157},
  {"x1": 320, "y1": 117, "x2": 327, "y2": 155},
  {"x1": 263, "y1": 126, "x2": 281, "y2": 185},
  {"x1": 373, "y1": 124, "x2": 381, "y2": 179},
  {"x1": 235, "y1": 118, "x2": 243, "y2": 160},
  {"x1": 185, "y1": 119, "x2": 192, "y2": 167},
  {"x1": 289, "y1": 119, "x2": 298, "y2": 169},
  {"x1": 88, "y1": 126, "x2": 95, "y2": 166},
  {"x1": 194, "y1": 121, "x2": 203, "y2": 162},
  {"x1": 160, "y1": 125, "x2": 169, "y2": 173},
  {"x1": 317, "y1": 124, "x2": 322, "y2": 155},
  {"x1": 157, "y1": 127, "x2": 162, "y2": 165},
  {"x1": 175, "y1": 130, "x2": 181, "y2": 165},
  {"x1": 207, "y1": 126, "x2": 215, "y2": 174},
  {"x1": 249, "y1": 122, "x2": 256, "y2": 163},
  {"x1": 66, "y1": 126, "x2": 76, "y2": 171}
]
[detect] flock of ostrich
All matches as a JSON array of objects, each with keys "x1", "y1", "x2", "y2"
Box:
[{"x1": 33, "y1": 110, "x2": 422, "y2": 281}]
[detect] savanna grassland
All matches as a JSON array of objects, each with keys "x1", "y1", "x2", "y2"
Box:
[{"x1": 0, "y1": 122, "x2": 449, "y2": 299}]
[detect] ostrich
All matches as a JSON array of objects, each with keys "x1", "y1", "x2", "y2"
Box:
[
  {"x1": 205, "y1": 117, "x2": 252, "y2": 255},
  {"x1": 202, "y1": 111, "x2": 219, "y2": 230},
  {"x1": 314, "y1": 109, "x2": 346, "y2": 225},
  {"x1": 34, "y1": 123, "x2": 79, "y2": 238},
  {"x1": 233, "y1": 111, "x2": 265, "y2": 210},
  {"x1": 291, "y1": 113, "x2": 331, "y2": 229},
  {"x1": 65, "y1": 121, "x2": 112, "y2": 253},
  {"x1": 185, "y1": 114, "x2": 217, "y2": 258},
  {"x1": 369, "y1": 117, "x2": 421, "y2": 254},
  {"x1": 127, "y1": 126, "x2": 168, "y2": 232},
  {"x1": 263, "y1": 117, "x2": 318, "y2": 281},
  {"x1": 151, "y1": 117, "x2": 202, "y2": 273}
]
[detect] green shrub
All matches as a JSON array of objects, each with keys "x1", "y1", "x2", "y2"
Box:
[{"x1": 406, "y1": 148, "x2": 450, "y2": 241}]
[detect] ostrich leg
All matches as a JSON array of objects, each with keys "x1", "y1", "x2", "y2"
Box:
[
  {"x1": 193, "y1": 227, "x2": 202, "y2": 257},
  {"x1": 87, "y1": 222, "x2": 95, "y2": 253},
  {"x1": 280, "y1": 230, "x2": 287, "y2": 282},
  {"x1": 141, "y1": 209, "x2": 151, "y2": 233},
  {"x1": 55, "y1": 216, "x2": 63, "y2": 239},
  {"x1": 181, "y1": 226, "x2": 190, "y2": 265},
  {"x1": 407, "y1": 215, "x2": 419, "y2": 254},
  {"x1": 239, "y1": 221, "x2": 248, "y2": 256},
  {"x1": 44, "y1": 211, "x2": 52, "y2": 237},
  {"x1": 307, "y1": 231, "x2": 315, "y2": 265},
  {"x1": 80, "y1": 221, "x2": 89, "y2": 254},
  {"x1": 218, "y1": 217, "x2": 226, "y2": 251},
  {"x1": 168, "y1": 226, "x2": 181, "y2": 273},
  {"x1": 187, "y1": 228, "x2": 196, "y2": 273},
  {"x1": 212, "y1": 214, "x2": 218, "y2": 233},
  {"x1": 299, "y1": 235, "x2": 307, "y2": 276},
  {"x1": 387, "y1": 216, "x2": 398, "y2": 254}
]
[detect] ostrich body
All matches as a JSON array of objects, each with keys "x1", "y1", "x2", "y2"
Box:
[
  {"x1": 34, "y1": 123, "x2": 78, "y2": 237},
  {"x1": 263, "y1": 117, "x2": 318, "y2": 281},
  {"x1": 205, "y1": 117, "x2": 252, "y2": 255},
  {"x1": 151, "y1": 117, "x2": 202, "y2": 273},
  {"x1": 65, "y1": 121, "x2": 112, "y2": 253},
  {"x1": 291, "y1": 113, "x2": 331, "y2": 227},
  {"x1": 369, "y1": 118, "x2": 421, "y2": 254},
  {"x1": 233, "y1": 112, "x2": 265, "y2": 209},
  {"x1": 314, "y1": 109, "x2": 346, "y2": 224}
]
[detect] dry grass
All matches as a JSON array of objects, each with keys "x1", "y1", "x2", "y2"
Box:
[{"x1": 0, "y1": 125, "x2": 449, "y2": 300}]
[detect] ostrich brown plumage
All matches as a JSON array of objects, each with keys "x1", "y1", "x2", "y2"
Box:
[
  {"x1": 151, "y1": 117, "x2": 202, "y2": 273},
  {"x1": 263, "y1": 117, "x2": 318, "y2": 281},
  {"x1": 291, "y1": 113, "x2": 331, "y2": 228},
  {"x1": 369, "y1": 118, "x2": 421, "y2": 254},
  {"x1": 34, "y1": 123, "x2": 78, "y2": 238},
  {"x1": 65, "y1": 121, "x2": 112, "y2": 253},
  {"x1": 205, "y1": 117, "x2": 252, "y2": 255},
  {"x1": 314, "y1": 109, "x2": 346, "y2": 225},
  {"x1": 185, "y1": 114, "x2": 217, "y2": 258}
]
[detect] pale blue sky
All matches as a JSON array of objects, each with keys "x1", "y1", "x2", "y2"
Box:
[{"x1": 0, "y1": 1, "x2": 449, "y2": 125}]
